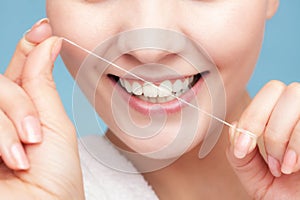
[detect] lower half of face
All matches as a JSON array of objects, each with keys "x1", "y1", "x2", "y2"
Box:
[{"x1": 47, "y1": 0, "x2": 269, "y2": 157}]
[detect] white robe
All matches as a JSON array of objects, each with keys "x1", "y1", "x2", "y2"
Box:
[{"x1": 78, "y1": 135, "x2": 159, "y2": 200}]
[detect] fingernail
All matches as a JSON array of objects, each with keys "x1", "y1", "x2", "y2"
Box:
[
  {"x1": 32, "y1": 18, "x2": 50, "y2": 29},
  {"x1": 22, "y1": 116, "x2": 42, "y2": 143},
  {"x1": 22, "y1": 29, "x2": 32, "y2": 38},
  {"x1": 11, "y1": 143, "x2": 29, "y2": 170},
  {"x1": 24, "y1": 18, "x2": 50, "y2": 39},
  {"x1": 229, "y1": 122, "x2": 237, "y2": 144},
  {"x1": 51, "y1": 38, "x2": 63, "y2": 62},
  {"x1": 267, "y1": 155, "x2": 282, "y2": 177},
  {"x1": 281, "y1": 149, "x2": 297, "y2": 174},
  {"x1": 234, "y1": 133, "x2": 252, "y2": 159}
]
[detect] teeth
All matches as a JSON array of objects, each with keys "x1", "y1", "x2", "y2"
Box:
[
  {"x1": 183, "y1": 79, "x2": 189, "y2": 89},
  {"x1": 158, "y1": 80, "x2": 172, "y2": 97},
  {"x1": 118, "y1": 75, "x2": 196, "y2": 103},
  {"x1": 148, "y1": 97, "x2": 157, "y2": 103},
  {"x1": 124, "y1": 80, "x2": 132, "y2": 93},
  {"x1": 132, "y1": 82, "x2": 143, "y2": 95},
  {"x1": 173, "y1": 80, "x2": 182, "y2": 93},
  {"x1": 189, "y1": 77, "x2": 194, "y2": 85},
  {"x1": 120, "y1": 79, "x2": 124, "y2": 87},
  {"x1": 139, "y1": 95, "x2": 148, "y2": 101},
  {"x1": 157, "y1": 97, "x2": 167, "y2": 103},
  {"x1": 143, "y1": 83, "x2": 158, "y2": 98},
  {"x1": 166, "y1": 96, "x2": 175, "y2": 101}
]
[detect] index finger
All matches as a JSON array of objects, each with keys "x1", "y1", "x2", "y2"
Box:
[
  {"x1": 233, "y1": 81, "x2": 285, "y2": 158},
  {"x1": 5, "y1": 18, "x2": 52, "y2": 83}
]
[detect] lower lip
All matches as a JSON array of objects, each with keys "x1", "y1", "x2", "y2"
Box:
[{"x1": 110, "y1": 76, "x2": 205, "y2": 115}]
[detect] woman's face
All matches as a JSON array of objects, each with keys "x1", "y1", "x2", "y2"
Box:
[{"x1": 46, "y1": 0, "x2": 278, "y2": 157}]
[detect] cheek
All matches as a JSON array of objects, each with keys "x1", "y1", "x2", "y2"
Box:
[
  {"x1": 46, "y1": 0, "x2": 122, "y2": 77},
  {"x1": 179, "y1": 1, "x2": 267, "y2": 111},
  {"x1": 180, "y1": 1, "x2": 266, "y2": 80},
  {"x1": 47, "y1": 1, "x2": 120, "y2": 46}
]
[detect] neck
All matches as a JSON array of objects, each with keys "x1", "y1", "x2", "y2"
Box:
[
  {"x1": 142, "y1": 91, "x2": 252, "y2": 199},
  {"x1": 106, "y1": 91, "x2": 252, "y2": 199}
]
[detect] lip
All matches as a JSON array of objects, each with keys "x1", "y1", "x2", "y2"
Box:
[{"x1": 109, "y1": 72, "x2": 208, "y2": 115}]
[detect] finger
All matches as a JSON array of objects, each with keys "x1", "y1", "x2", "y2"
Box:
[
  {"x1": 0, "y1": 74, "x2": 42, "y2": 144},
  {"x1": 5, "y1": 18, "x2": 52, "y2": 84},
  {"x1": 0, "y1": 109, "x2": 29, "y2": 170},
  {"x1": 21, "y1": 36, "x2": 74, "y2": 134},
  {"x1": 233, "y1": 80, "x2": 285, "y2": 159},
  {"x1": 264, "y1": 82, "x2": 300, "y2": 176},
  {"x1": 283, "y1": 120, "x2": 300, "y2": 173},
  {"x1": 226, "y1": 145, "x2": 273, "y2": 198},
  {"x1": 278, "y1": 83, "x2": 300, "y2": 174}
]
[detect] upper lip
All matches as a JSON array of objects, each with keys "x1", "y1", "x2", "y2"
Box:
[{"x1": 98, "y1": 54, "x2": 211, "y2": 82}]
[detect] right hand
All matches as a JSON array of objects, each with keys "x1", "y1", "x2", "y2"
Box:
[{"x1": 0, "y1": 18, "x2": 84, "y2": 199}]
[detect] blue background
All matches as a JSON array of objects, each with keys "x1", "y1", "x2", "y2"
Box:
[{"x1": 1, "y1": 1, "x2": 299, "y2": 134}]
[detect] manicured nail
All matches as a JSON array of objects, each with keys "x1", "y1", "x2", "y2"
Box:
[
  {"x1": 281, "y1": 149, "x2": 297, "y2": 174},
  {"x1": 22, "y1": 116, "x2": 42, "y2": 143},
  {"x1": 51, "y1": 38, "x2": 63, "y2": 62},
  {"x1": 11, "y1": 143, "x2": 29, "y2": 170},
  {"x1": 22, "y1": 29, "x2": 32, "y2": 38},
  {"x1": 24, "y1": 18, "x2": 50, "y2": 39},
  {"x1": 234, "y1": 133, "x2": 252, "y2": 159},
  {"x1": 229, "y1": 122, "x2": 237, "y2": 144},
  {"x1": 31, "y1": 18, "x2": 50, "y2": 29},
  {"x1": 267, "y1": 155, "x2": 282, "y2": 177}
]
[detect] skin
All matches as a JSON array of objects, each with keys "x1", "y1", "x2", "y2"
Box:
[{"x1": 0, "y1": 0, "x2": 300, "y2": 199}]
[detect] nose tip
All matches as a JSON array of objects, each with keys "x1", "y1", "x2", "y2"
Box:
[
  {"x1": 117, "y1": 28, "x2": 187, "y2": 64},
  {"x1": 129, "y1": 49, "x2": 170, "y2": 63}
]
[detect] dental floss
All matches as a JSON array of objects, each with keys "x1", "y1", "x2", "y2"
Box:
[{"x1": 62, "y1": 37, "x2": 257, "y2": 140}]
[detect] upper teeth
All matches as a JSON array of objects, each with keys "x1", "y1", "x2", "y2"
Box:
[{"x1": 119, "y1": 76, "x2": 194, "y2": 101}]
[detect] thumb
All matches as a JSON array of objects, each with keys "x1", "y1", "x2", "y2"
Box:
[
  {"x1": 5, "y1": 18, "x2": 52, "y2": 83},
  {"x1": 21, "y1": 36, "x2": 72, "y2": 129},
  {"x1": 19, "y1": 37, "x2": 84, "y2": 198},
  {"x1": 226, "y1": 129, "x2": 274, "y2": 198}
]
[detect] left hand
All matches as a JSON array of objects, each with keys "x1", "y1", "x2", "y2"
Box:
[{"x1": 227, "y1": 80, "x2": 300, "y2": 200}]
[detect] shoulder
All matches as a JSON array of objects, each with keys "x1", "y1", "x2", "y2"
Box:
[{"x1": 78, "y1": 135, "x2": 158, "y2": 200}]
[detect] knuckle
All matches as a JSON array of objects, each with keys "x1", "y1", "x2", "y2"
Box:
[
  {"x1": 0, "y1": 117, "x2": 11, "y2": 132},
  {"x1": 240, "y1": 110, "x2": 265, "y2": 133},
  {"x1": 239, "y1": 118, "x2": 264, "y2": 134},
  {"x1": 22, "y1": 74, "x2": 56, "y2": 91},
  {"x1": 18, "y1": 37, "x2": 36, "y2": 56},
  {"x1": 287, "y1": 82, "x2": 300, "y2": 97},
  {"x1": 266, "y1": 80, "x2": 286, "y2": 91},
  {"x1": 264, "y1": 126, "x2": 289, "y2": 145},
  {"x1": 4, "y1": 91, "x2": 33, "y2": 113},
  {"x1": 288, "y1": 82, "x2": 300, "y2": 89}
]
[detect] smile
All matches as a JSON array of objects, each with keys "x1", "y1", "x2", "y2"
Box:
[
  {"x1": 108, "y1": 71, "x2": 208, "y2": 114},
  {"x1": 113, "y1": 74, "x2": 202, "y2": 103}
]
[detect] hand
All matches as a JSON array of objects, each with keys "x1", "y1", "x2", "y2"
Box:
[
  {"x1": 0, "y1": 19, "x2": 84, "y2": 199},
  {"x1": 227, "y1": 80, "x2": 300, "y2": 199}
]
